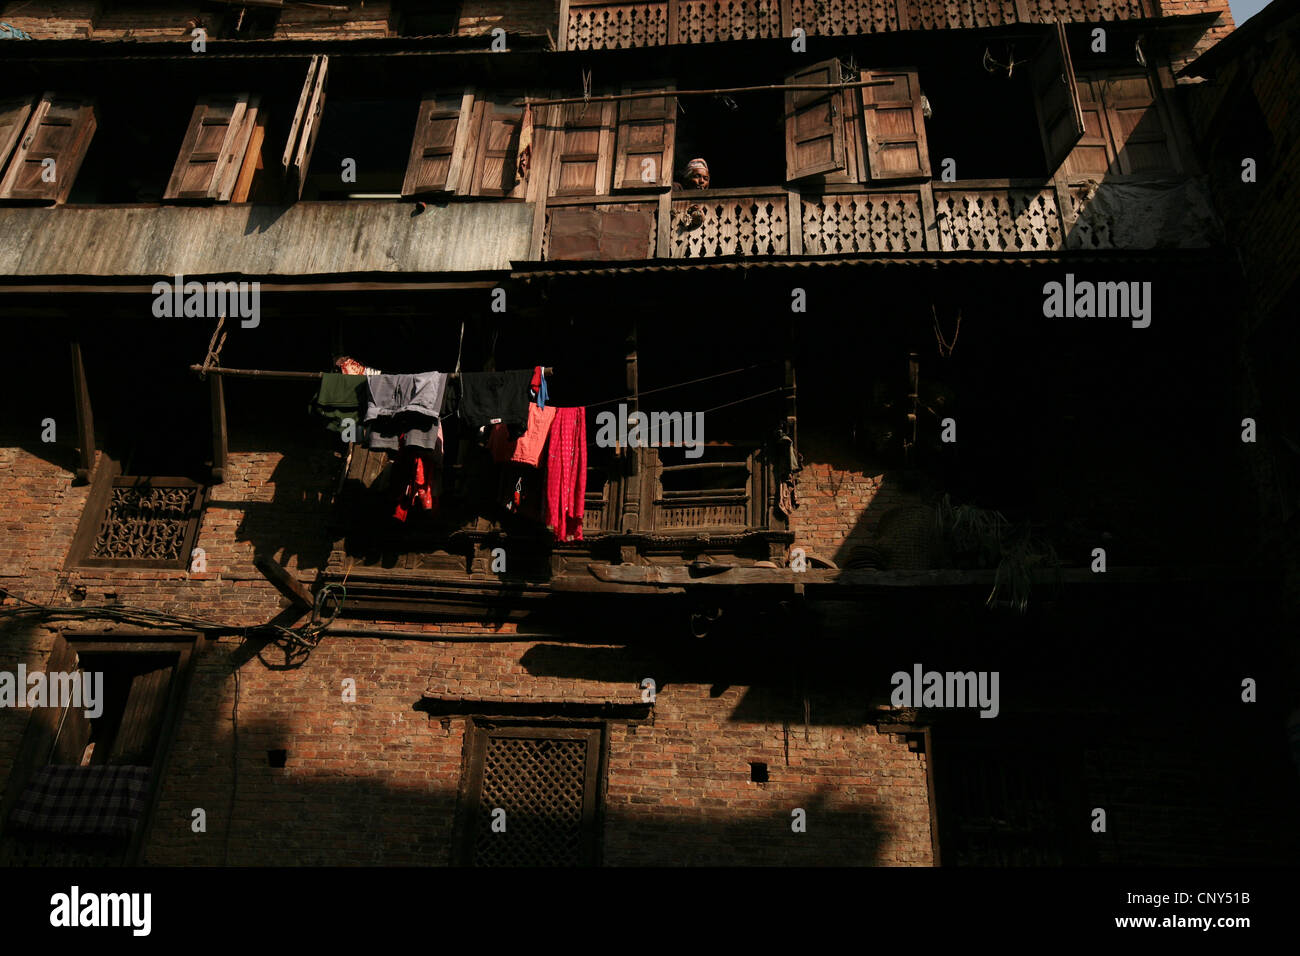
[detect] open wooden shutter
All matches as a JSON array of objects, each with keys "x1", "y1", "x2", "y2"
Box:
[
  {"x1": 1061, "y1": 73, "x2": 1113, "y2": 178},
  {"x1": 784, "y1": 60, "x2": 846, "y2": 182},
  {"x1": 613, "y1": 83, "x2": 675, "y2": 190},
  {"x1": 0, "y1": 96, "x2": 36, "y2": 178},
  {"x1": 1101, "y1": 71, "x2": 1176, "y2": 174},
  {"x1": 107, "y1": 663, "x2": 174, "y2": 766},
  {"x1": 48, "y1": 648, "x2": 92, "y2": 767},
  {"x1": 282, "y1": 54, "x2": 328, "y2": 200},
  {"x1": 550, "y1": 100, "x2": 615, "y2": 197},
  {"x1": 468, "y1": 98, "x2": 524, "y2": 197},
  {"x1": 164, "y1": 95, "x2": 260, "y2": 201},
  {"x1": 0, "y1": 93, "x2": 97, "y2": 204},
  {"x1": 860, "y1": 69, "x2": 930, "y2": 181},
  {"x1": 402, "y1": 91, "x2": 473, "y2": 196},
  {"x1": 1031, "y1": 21, "x2": 1086, "y2": 175}
]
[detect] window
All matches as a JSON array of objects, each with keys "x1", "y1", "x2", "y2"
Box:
[
  {"x1": 455, "y1": 721, "x2": 605, "y2": 866},
  {"x1": 66, "y1": 461, "x2": 208, "y2": 570},
  {"x1": 1063, "y1": 70, "x2": 1179, "y2": 177},
  {"x1": 165, "y1": 93, "x2": 266, "y2": 202},
  {"x1": 0, "y1": 636, "x2": 195, "y2": 866},
  {"x1": 402, "y1": 89, "x2": 526, "y2": 198},
  {"x1": 0, "y1": 93, "x2": 97, "y2": 204},
  {"x1": 391, "y1": 0, "x2": 462, "y2": 36}
]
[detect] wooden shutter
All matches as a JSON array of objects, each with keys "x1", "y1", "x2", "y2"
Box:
[
  {"x1": 282, "y1": 54, "x2": 328, "y2": 200},
  {"x1": 402, "y1": 91, "x2": 473, "y2": 196},
  {"x1": 1101, "y1": 71, "x2": 1175, "y2": 174},
  {"x1": 469, "y1": 98, "x2": 524, "y2": 197},
  {"x1": 0, "y1": 96, "x2": 36, "y2": 178},
  {"x1": 1031, "y1": 21, "x2": 1086, "y2": 175},
  {"x1": 613, "y1": 84, "x2": 675, "y2": 190},
  {"x1": 231, "y1": 112, "x2": 268, "y2": 203},
  {"x1": 860, "y1": 69, "x2": 930, "y2": 181},
  {"x1": 784, "y1": 60, "x2": 846, "y2": 182},
  {"x1": 107, "y1": 663, "x2": 174, "y2": 766},
  {"x1": 1061, "y1": 74, "x2": 1113, "y2": 178},
  {"x1": 48, "y1": 647, "x2": 93, "y2": 767},
  {"x1": 0, "y1": 93, "x2": 97, "y2": 204},
  {"x1": 549, "y1": 206, "x2": 654, "y2": 260},
  {"x1": 550, "y1": 100, "x2": 615, "y2": 197},
  {"x1": 164, "y1": 95, "x2": 261, "y2": 202}
]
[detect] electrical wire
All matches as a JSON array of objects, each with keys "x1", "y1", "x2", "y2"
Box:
[{"x1": 583, "y1": 360, "x2": 781, "y2": 410}]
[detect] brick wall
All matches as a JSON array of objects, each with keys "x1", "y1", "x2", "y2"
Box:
[{"x1": 0, "y1": 439, "x2": 934, "y2": 865}]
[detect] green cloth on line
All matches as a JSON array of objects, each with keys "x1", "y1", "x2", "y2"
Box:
[{"x1": 311, "y1": 373, "x2": 367, "y2": 433}]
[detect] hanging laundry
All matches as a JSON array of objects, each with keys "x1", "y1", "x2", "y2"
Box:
[
  {"x1": 530, "y1": 364, "x2": 548, "y2": 409},
  {"x1": 544, "y1": 406, "x2": 587, "y2": 542},
  {"x1": 311, "y1": 373, "x2": 367, "y2": 433},
  {"x1": 488, "y1": 402, "x2": 557, "y2": 467},
  {"x1": 365, "y1": 372, "x2": 447, "y2": 451},
  {"x1": 517, "y1": 104, "x2": 533, "y2": 181},
  {"x1": 456, "y1": 369, "x2": 533, "y2": 437},
  {"x1": 391, "y1": 444, "x2": 440, "y2": 523}
]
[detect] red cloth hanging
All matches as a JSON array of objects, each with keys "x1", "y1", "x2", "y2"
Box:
[{"x1": 544, "y1": 406, "x2": 586, "y2": 542}]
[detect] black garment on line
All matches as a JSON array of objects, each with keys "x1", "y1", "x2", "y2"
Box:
[{"x1": 455, "y1": 370, "x2": 533, "y2": 437}]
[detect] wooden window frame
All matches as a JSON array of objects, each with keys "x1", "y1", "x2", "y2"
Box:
[
  {"x1": 1060, "y1": 65, "x2": 1182, "y2": 180},
  {"x1": 0, "y1": 632, "x2": 198, "y2": 866},
  {"x1": 0, "y1": 92, "x2": 97, "y2": 205},
  {"x1": 65, "y1": 458, "x2": 209, "y2": 570},
  {"x1": 401, "y1": 90, "x2": 475, "y2": 197},
  {"x1": 645, "y1": 442, "x2": 773, "y2": 534},
  {"x1": 453, "y1": 719, "x2": 606, "y2": 867}
]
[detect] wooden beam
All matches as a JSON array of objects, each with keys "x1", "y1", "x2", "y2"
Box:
[
  {"x1": 70, "y1": 341, "x2": 95, "y2": 484},
  {"x1": 253, "y1": 554, "x2": 314, "y2": 612},
  {"x1": 209, "y1": 372, "x2": 228, "y2": 484}
]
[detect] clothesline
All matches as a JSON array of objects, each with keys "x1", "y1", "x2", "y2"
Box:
[{"x1": 189, "y1": 365, "x2": 554, "y2": 380}]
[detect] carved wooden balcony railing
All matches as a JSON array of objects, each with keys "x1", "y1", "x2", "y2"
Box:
[
  {"x1": 562, "y1": 0, "x2": 1157, "y2": 49},
  {"x1": 540, "y1": 181, "x2": 1152, "y2": 259},
  {"x1": 932, "y1": 182, "x2": 1064, "y2": 252},
  {"x1": 669, "y1": 187, "x2": 790, "y2": 257}
]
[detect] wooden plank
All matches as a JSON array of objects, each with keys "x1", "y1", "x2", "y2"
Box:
[
  {"x1": 290, "y1": 55, "x2": 329, "y2": 199},
  {"x1": 209, "y1": 372, "x2": 227, "y2": 483},
  {"x1": 70, "y1": 340, "x2": 95, "y2": 484},
  {"x1": 281, "y1": 54, "x2": 318, "y2": 175},
  {"x1": 656, "y1": 191, "x2": 671, "y2": 257},
  {"x1": 231, "y1": 114, "x2": 266, "y2": 204},
  {"x1": 107, "y1": 665, "x2": 174, "y2": 765},
  {"x1": 918, "y1": 181, "x2": 937, "y2": 252},
  {"x1": 253, "y1": 554, "x2": 314, "y2": 611}
]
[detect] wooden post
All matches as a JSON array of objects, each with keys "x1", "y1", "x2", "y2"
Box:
[
  {"x1": 918, "y1": 181, "x2": 938, "y2": 252},
  {"x1": 209, "y1": 372, "x2": 228, "y2": 484},
  {"x1": 1052, "y1": 170, "x2": 1075, "y2": 250},
  {"x1": 787, "y1": 189, "x2": 803, "y2": 255},
  {"x1": 779, "y1": 0, "x2": 792, "y2": 38},
  {"x1": 622, "y1": 319, "x2": 641, "y2": 532},
  {"x1": 657, "y1": 191, "x2": 672, "y2": 258},
  {"x1": 558, "y1": 0, "x2": 570, "y2": 50},
  {"x1": 70, "y1": 341, "x2": 95, "y2": 485},
  {"x1": 668, "y1": 0, "x2": 681, "y2": 44}
]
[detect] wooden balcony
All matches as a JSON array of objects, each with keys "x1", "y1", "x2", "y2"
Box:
[
  {"x1": 562, "y1": 0, "x2": 1156, "y2": 50},
  {"x1": 539, "y1": 178, "x2": 1214, "y2": 260}
]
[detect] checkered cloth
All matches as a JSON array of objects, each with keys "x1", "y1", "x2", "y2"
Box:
[{"x1": 9, "y1": 765, "x2": 151, "y2": 837}]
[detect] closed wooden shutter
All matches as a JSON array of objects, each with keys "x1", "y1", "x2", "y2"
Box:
[
  {"x1": 1101, "y1": 71, "x2": 1175, "y2": 174},
  {"x1": 1031, "y1": 21, "x2": 1086, "y2": 175},
  {"x1": 402, "y1": 91, "x2": 473, "y2": 196},
  {"x1": 613, "y1": 84, "x2": 675, "y2": 190},
  {"x1": 282, "y1": 54, "x2": 328, "y2": 200},
  {"x1": 0, "y1": 96, "x2": 36, "y2": 178},
  {"x1": 1061, "y1": 74, "x2": 1114, "y2": 177},
  {"x1": 860, "y1": 69, "x2": 931, "y2": 181},
  {"x1": 784, "y1": 60, "x2": 846, "y2": 182},
  {"x1": 549, "y1": 206, "x2": 654, "y2": 260},
  {"x1": 164, "y1": 95, "x2": 261, "y2": 202},
  {"x1": 469, "y1": 98, "x2": 524, "y2": 197},
  {"x1": 0, "y1": 93, "x2": 97, "y2": 204},
  {"x1": 107, "y1": 663, "x2": 174, "y2": 766},
  {"x1": 550, "y1": 100, "x2": 615, "y2": 197}
]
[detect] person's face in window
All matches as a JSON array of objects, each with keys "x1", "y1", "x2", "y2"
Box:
[{"x1": 685, "y1": 167, "x2": 710, "y2": 189}]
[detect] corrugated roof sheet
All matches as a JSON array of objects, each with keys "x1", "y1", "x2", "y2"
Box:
[
  {"x1": 511, "y1": 250, "x2": 1215, "y2": 278},
  {"x1": 0, "y1": 201, "x2": 533, "y2": 278}
]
